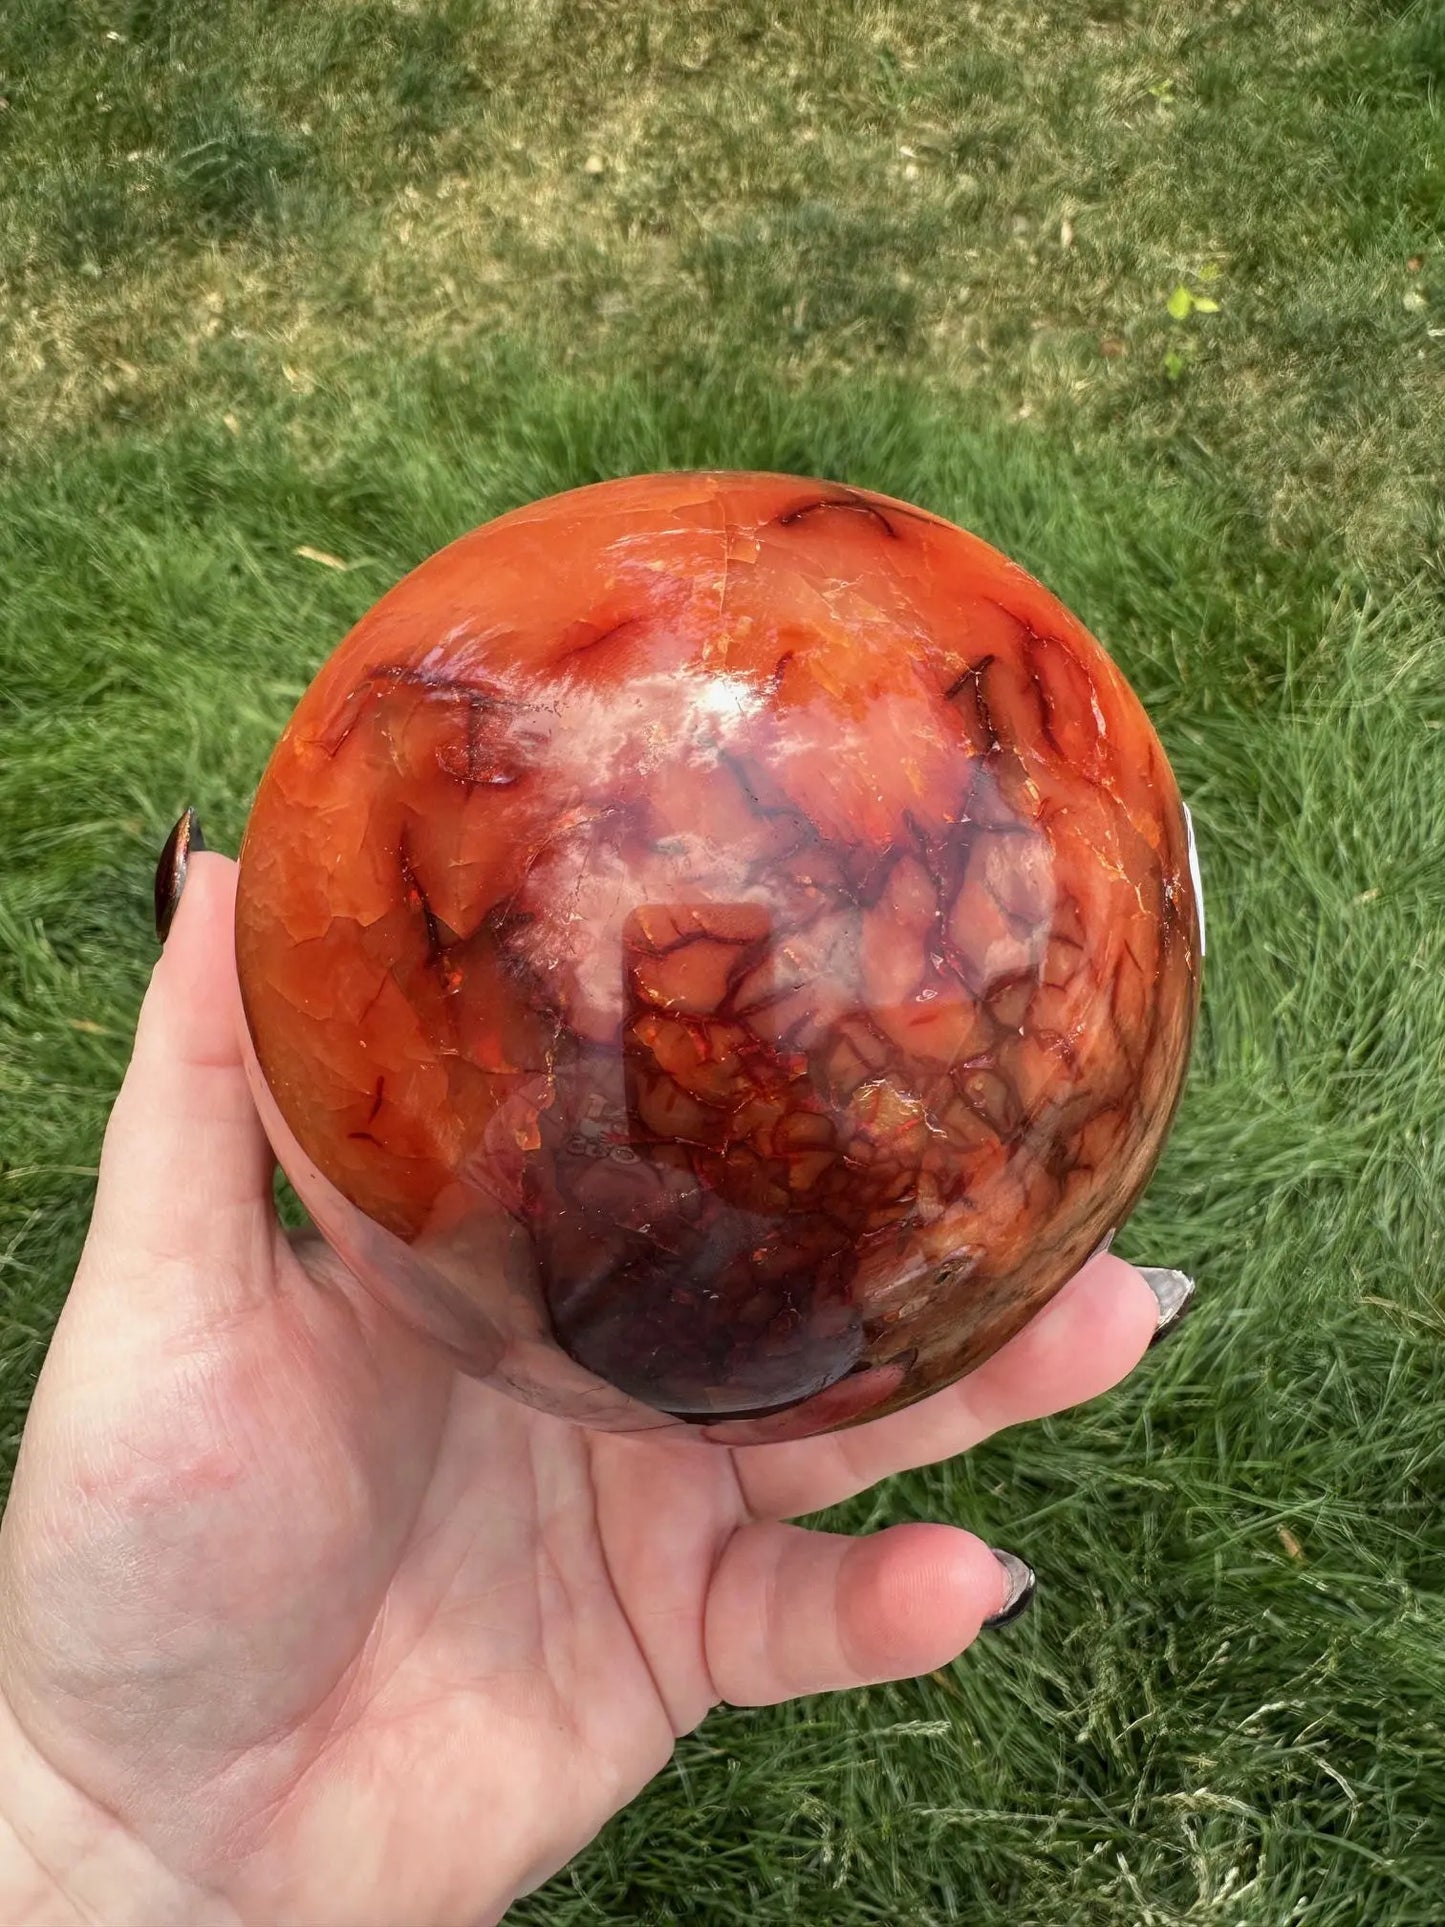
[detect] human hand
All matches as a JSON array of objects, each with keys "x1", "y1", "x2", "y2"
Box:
[{"x1": 0, "y1": 831, "x2": 1191, "y2": 1926}]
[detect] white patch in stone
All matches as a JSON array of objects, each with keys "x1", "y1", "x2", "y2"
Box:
[
  {"x1": 1182, "y1": 802, "x2": 1207, "y2": 957},
  {"x1": 689, "y1": 671, "x2": 765, "y2": 735}
]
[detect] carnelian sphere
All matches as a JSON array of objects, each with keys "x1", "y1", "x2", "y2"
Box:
[{"x1": 235, "y1": 472, "x2": 1201, "y2": 1444}]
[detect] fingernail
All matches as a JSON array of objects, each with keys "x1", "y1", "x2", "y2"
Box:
[
  {"x1": 154, "y1": 808, "x2": 205, "y2": 943},
  {"x1": 1140, "y1": 1267, "x2": 1196, "y2": 1348},
  {"x1": 981, "y1": 1550, "x2": 1036, "y2": 1631}
]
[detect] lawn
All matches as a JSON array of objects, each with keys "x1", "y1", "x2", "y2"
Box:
[{"x1": 2, "y1": 1, "x2": 1443, "y2": 1921}]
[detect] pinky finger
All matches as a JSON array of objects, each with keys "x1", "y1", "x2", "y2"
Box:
[{"x1": 703, "y1": 1520, "x2": 1031, "y2": 1708}]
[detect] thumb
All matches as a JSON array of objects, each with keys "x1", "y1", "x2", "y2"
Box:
[{"x1": 83, "y1": 832, "x2": 276, "y2": 1316}]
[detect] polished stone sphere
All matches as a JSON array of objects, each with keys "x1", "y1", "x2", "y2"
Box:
[{"x1": 235, "y1": 472, "x2": 1200, "y2": 1444}]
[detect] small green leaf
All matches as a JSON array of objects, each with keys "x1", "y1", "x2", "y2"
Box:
[
  {"x1": 1166, "y1": 285, "x2": 1193, "y2": 320},
  {"x1": 1164, "y1": 348, "x2": 1186, "y2": 380},
  {"x1": 1198, "y1": 262, "x2": 1223, "y2": 282},
  {"x1": 1192, "y1": 296, "x2": 1220, "y2": 313}
]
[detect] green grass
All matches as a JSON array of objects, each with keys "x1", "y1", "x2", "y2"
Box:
[{"x1": 2, "y1": 2, "x2": 1443, "y2": 1921}]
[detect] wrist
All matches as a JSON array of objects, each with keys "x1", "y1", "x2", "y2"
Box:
[{"x1": 0, "y1": 1691, "x2": 240, "y2": 1927}]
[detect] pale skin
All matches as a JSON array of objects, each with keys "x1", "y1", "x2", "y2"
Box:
[{"x1": 0, "y1": 855, "x2": 1162, "y2": 1926}]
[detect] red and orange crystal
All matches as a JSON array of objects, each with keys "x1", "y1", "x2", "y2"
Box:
[{"x1": 235, "y1": 473, "x2": 1201, "y2": 1443}]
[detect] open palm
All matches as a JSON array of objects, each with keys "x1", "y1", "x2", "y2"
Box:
[{"x1": 0, "y1": 856, "x2": 1162, "y2": 1926}]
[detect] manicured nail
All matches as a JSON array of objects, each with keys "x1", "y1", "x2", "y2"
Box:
[
  {"x1": 154, "y1": 808, "x2": 205, "y2": 943},
  {"x1": 1140, "y1": 1267, "x2": 1196, "y2": 1348},
  {"x1": 981, "y1": 1550, "x2": 1036, "y2": 1630}
]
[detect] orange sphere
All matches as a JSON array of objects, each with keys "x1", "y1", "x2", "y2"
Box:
[{"x1": 236, "y1": 473, "x2": 1201, "y2": 1443}]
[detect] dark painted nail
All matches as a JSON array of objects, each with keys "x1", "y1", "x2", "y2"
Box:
[
  {"x1": 1141, "y1": 1267, "x2": 1196, "y2": 1348},
  {"x1": 154, "y1": 808, "x2": 205, "y2": 943},
  {"x1": 981, "y1": 1550, "x2": 1036, "y2": 1631}
]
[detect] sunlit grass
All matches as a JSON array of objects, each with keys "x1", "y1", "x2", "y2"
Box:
[
  {"x1": 1, "y1": 3, "x2": 1443, "y2": 1921},
  {"x1": 3, "y1": 2, "x2": 1441, "y2": 562}
]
